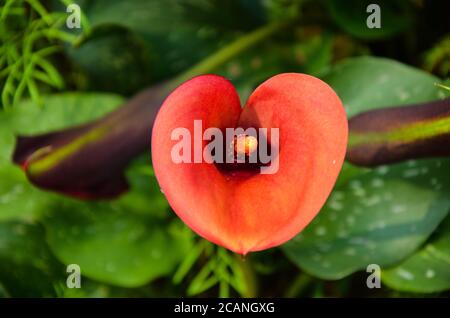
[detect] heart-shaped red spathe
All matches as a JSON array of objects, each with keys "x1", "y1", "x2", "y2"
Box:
[{"x1": 152, "y1": 73, "x2": 348, "y2": 254}]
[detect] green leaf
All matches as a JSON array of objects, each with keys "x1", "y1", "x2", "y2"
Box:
[
  {"x1": 325, "y1": 0, "x2": 413, "y2": 40},
  {"x1": 283, "y1": 159, "x2": 450, "y2": 280},
  {"x1": 0, "y1": 165, "x2": 53, "y2": 222},
  {"x1": 118, "y1": 160, "x2": 169, "y2": 218},
  {"x1": 0, "y1": 221, "x2": 64, "y2": 297},
  {"x1": 9, "y1": 92, "x2": 123, "y2": 133},
  {"x1": 42, "y1": 188, "x2": 193, "y2": 287},
  {"x1": 382, "y1": 217, "x2": 450, "y2": 293},
  {"x1": 322, "y1": 57, "x2": 445, "y2": 117}
]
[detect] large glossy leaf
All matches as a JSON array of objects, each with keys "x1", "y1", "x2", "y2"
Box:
[
  {"x1": 282, "y1": 57, "x2": 450, "y2": 280},
  {"x1": 42, "y1": 164, "x2": 192, "y2": 288},
  {"x1": 0, "y1": 93, "x2": 124, "y2": 221},
  {"x1": 283, "y1": 159, "x2": 450, "y2": 280},
  {"x1": 382, "y1": 217, "x2": 450, "y2": 293},
  {"x1": 42, "y1": 199, "x2": 193, "y2": 287},
  {"x1": 0, "y1": 221, "x2": 64, "y2": 297},
  {"x1": 323, "y1": 57, "x2": 445, "y2": 117},
  {"x1": 0, "y1": 166, "x2": 53, "y2": 221}
]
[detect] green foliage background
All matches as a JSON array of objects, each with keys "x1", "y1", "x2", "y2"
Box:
[{"x1": 0, "y1": 0, "x2": 449, "y2": 297}]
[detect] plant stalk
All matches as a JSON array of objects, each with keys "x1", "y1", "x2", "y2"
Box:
[{"x1": 172, "y1": 18, "x2": 296, "y2": 86}]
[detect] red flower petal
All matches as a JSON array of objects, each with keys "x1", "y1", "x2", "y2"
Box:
[{"x1": 152, "y1": 74, "x2": 347, "y2": 254}]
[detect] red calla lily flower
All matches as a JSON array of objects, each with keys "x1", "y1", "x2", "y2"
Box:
[{"x1": 152, "y1": 73, "x2": 348, "y2": 254}]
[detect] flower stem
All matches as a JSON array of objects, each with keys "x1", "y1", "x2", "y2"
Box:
[
  {"x1": 171, "y1": 19, "x2": 296, "y2": 87},
  {"x1": 235, "y1": 255, "x2": 258, "y2": 298},
  {"x1": 284, "y1": 272, "x2": 315, "y2": 297}
]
